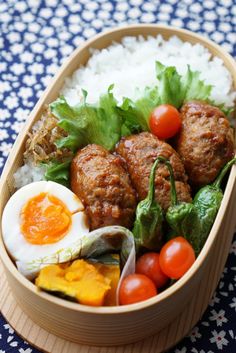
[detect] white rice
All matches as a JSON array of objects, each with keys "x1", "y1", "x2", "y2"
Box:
[
  {"x1": 62, "y1": 35, "x2": 236, "y2": 107},
  {"x1": 14, "y1": 161, "x2": 46, "y2": 189},
  {"x1": 14, "y1": 35, "x2": 236, "y2": 189}
]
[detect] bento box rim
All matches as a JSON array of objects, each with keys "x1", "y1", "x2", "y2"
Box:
[{"x1": 0, "y1": 24, "x2": 236, "y2": 315}]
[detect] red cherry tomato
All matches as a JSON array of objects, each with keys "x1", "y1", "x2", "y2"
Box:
[
  {"x1": 136, "y1": 252, "x2": 169, "y2": 288},
  {"x1": 159, "y1": 237, "x2": 195, "y2": 279},
  {"x1": 119, "y1": 274, "x2": 157, "y2": 305},
  {"x1": 149, "y1": 104, "x2": 181, "y2": 139}
]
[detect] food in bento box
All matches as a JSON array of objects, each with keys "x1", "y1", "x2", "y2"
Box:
[
  {"x1": 2, "y1": 181, "x2": 88, "y2": 263},
  {"x1": 70, "y1": 144, "x2": 137, "y2": 230},
  {"x1": 36, "y1": 255, "x2": 120, "y2": 306},
  {"x1": 116, "y1": 132, "x2": 192, "y2": 212},
  {"x1": 2, "y1": 35, "x2": 236, "y2": 307},
  {"x1": 175, "y1": 101, "x2": 235, "y2": 187}
]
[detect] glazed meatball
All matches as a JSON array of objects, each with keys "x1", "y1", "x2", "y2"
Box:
[
  {"x1": 70, "y1": 144, "x2": 137, "y2": 230},
  {"x1": 116, "y1": 132, "x2": 192, "y2": 211},
  {"x1": 176, "y1": 101, "x2": 235, "y2": 187}
]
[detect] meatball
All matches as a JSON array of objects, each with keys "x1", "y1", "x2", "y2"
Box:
[
  {"x1": 176, "y1": 101, "x2": 235, "y2": 187},
  {"x1": 116, "y1": 132, "x2": 192, "y2": 211},
  {"x1": 70, "y1": 144, "x2": 137, "y2": 230}
]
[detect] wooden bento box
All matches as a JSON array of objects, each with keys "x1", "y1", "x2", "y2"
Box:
[{"x1": 0, "y1": 25, "x2": 236, "y2": 348}]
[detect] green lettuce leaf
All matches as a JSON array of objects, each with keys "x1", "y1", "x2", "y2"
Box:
[
  {"x1": 95, "y1": 85, "x2": 123, "y2": 150},
  {"x1": 44, "y1": 159, "x2": 72, "y2": 187},
  {"x1": 50, "y1": 96, "x2": 97, "y2": 152},
  {"x1": 155, "y1": 62, "x2": 213, "y2": 107},
  {"x1": 134, "y1": 86, "x2": 160, "y2": 123},
  {"x1": 50, "y1": 87, "x2": 128, "y2": 152},
  {"x1": 117, "y1": 97, "x2": 149, "y2": 133},
  {"x1": 155, "y1": 61, "x2": 185, "y2": 108},
  {"x1": 181, "y1": 65, "x2": 212, "y2": 103}
]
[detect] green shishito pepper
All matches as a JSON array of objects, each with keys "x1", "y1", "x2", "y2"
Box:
[
  {"x1": 165, "y1": 160, "x2": 200, "y2": 251},
  {"x1": 132, "y1": 157, "x2": 166, "y2": 251},
  {"x1": 192, "y1": 157, "x2": 236, "y2": 253},
  {"x1": 166, "y1": 157, "x2": 236, "y2": 255}
]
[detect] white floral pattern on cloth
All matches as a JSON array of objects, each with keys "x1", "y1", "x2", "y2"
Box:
[{"x1": 0, "y1": 0, "x2": 236, "y2": 352}]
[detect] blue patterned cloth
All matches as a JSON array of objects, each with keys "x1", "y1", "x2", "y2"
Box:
[{"x1": 0, "y1": 0, "x2": 236, "y2": 352}]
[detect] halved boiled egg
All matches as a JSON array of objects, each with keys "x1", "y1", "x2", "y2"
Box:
[{"x1": 2, "y1": 181, "x2": 89, "y2": 263}]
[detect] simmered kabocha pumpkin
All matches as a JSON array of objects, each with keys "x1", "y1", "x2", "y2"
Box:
[
  {"x1": 88, "y1": 254, "x2": 120, "y2": 306},
  {"x1": 35, "y1": 255, "x2": 120, "y2": 306}
]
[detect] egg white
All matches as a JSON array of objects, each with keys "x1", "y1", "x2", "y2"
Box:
[{"x1": 2, "y1": 181, "x2": 89, "y2": 263}]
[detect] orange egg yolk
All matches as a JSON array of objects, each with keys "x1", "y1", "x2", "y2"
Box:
[{"x1": 20, "y1": 192, "x2": 72, "y2": 245}]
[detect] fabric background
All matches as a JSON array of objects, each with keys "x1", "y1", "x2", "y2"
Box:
[{"x1": 0, "y1": 0, "x2": 236, "y2": 352}]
